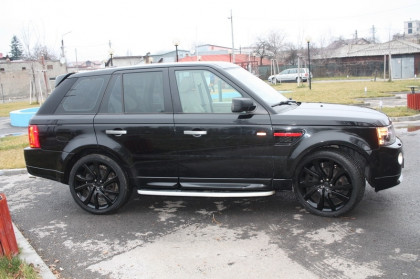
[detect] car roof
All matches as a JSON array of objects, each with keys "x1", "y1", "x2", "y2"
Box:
[{"x1": 68, "y1": 61, "x2": 240, "y2": 78}]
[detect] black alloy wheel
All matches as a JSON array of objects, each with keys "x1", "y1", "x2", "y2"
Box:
[
  {"x1": 294, "y1": 150, "x2": 365, "y2": 217},
  {"x1": 69, "y1": 154, "x2": 130, "y2": 214}
]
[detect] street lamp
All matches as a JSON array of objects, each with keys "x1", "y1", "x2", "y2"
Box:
[
  {"x1": 306, "y1": 38, "x2": 312, "y2": 90},
  {"x1": 60, "y1": 31, "x2": 71, "y2": 68},
  {"x1": 173, "y1": 39, "x2": 180, "y2": 62},
  {"x1": 109, "y1": 49, "x2": 114, "y2": 67},
  {"x1": 228, "y1": 10, "x2": 235, "y2": 63}
]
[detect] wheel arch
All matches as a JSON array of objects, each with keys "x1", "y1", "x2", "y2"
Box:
[
  {"x1": 61, "y1": 145, "x2": 135, "y2": 186},
  {"x1": 284, "y1": 130, "x2": 372, "y2": 179}
]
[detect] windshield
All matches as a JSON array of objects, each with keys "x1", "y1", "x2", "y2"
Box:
[{"x1": 226, "y1": 67, "x2": 288, "y2": 105}]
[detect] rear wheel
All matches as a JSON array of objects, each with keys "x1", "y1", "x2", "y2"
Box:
[
  {"x1": 294, "y1": 150, "x2": 365, "y2": 217},
  {"x1": 69, "y1": 154, "x2": 131, "y2": 214}
]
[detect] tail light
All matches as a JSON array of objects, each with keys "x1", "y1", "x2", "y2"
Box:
[{"x1": 28, "y1": 125, "x2": 40, "y2": 148}]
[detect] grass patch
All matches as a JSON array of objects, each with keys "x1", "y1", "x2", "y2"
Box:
[
  {"x1": 273, "y1": 79, "x2": 420, "y2": 116},
  {"x1": 0, "y1": 135, "x2": 27, "y2": 169},
  {"x1": 0, "y1": 255, "x2": 40, "y2": 279},
  {"x1": 274, "y1": 79, "x2": 420, "y2": 104},
  {"x1": 0, "y1": 102, "x2": 39, "y2": 117}
]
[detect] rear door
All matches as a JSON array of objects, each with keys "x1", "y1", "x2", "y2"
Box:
[
  {"x1": 170, "y1": 66, "x2": 274, "y2": 191},
  {"x1": 95, "y1": 68, "x2": 178, "y2": 188}
]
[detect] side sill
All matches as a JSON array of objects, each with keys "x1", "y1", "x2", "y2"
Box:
[{"x1": 137, "y1": 189, "x2": 276, "y2": 198}]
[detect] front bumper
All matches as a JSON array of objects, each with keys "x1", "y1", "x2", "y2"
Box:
[{"x1": 367, "y1": 137, "x2": 404, "y2": 192}]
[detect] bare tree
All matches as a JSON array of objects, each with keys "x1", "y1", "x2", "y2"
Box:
[
  {"x1": 21, "y1": 24, "x2": 57, "y2": 60},
  {"x1": 253, "y1": 30, "x2": 287, "y2": 64},
  {"x1": 266, "y1": 30, "x2": 286, "y2": 61},
  {"x1": 253, "y1": 37, "x2": 270, "y2": 65},
  {"x1": 31, "y1": 44, "x2": 57, "y2": 60},
  {"x1": 20, "y1": 24, "x2": 57, "y2": 103},
  {"x1": 284, "y1": 44, "x2": 298, "y2": 65}
]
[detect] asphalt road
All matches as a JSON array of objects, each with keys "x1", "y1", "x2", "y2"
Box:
[{"x1": 1, "y1": 124, "x2": 419, "y2": 279}]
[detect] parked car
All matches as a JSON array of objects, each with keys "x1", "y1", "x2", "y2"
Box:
[
  {"x1": 24, "y1": 62, "x2": 403, "y2": 217},
  {"x1": 268, "y1": 68, "x2": 312, "y2": 83}
]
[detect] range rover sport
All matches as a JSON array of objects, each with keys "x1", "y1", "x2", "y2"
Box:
[{"x1": 24, "y1": 62, "x2": 404, "y2": 217}]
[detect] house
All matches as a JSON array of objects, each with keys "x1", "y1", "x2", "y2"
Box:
[
  {"x1": 67, "y1": 60, "x2": 104, "y2": 72},
  {"x1": 105, "y1": 55, "x2": 145, "y2": 67},
  {"x1": 179, "y1": 53, "x2": 271, "y2": 77},
  {"x1": 149, "y1": 50, "x2": 190, "y2": 63},
  {"x1": 313, "y1": 40, "x2": 420, "y2": 78},
  {"x1": 104, "y1": 50, "x2": 190, "y2": 67},
  {"x1": 0, "y1": 59, "x2": 66, "y2": 100}
]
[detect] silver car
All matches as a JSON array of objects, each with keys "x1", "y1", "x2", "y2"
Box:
[{"x1": 269, "y1": 68, "x2": 312, "y2": 83}]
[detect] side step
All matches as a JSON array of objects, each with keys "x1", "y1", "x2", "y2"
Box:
[{"x1": 137, "y1": 189, "x2": 275, "y2": 198}]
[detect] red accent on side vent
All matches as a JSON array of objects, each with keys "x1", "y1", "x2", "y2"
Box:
[{"x1": 274, "y1": 132, "x2": 302, "y2": 137}]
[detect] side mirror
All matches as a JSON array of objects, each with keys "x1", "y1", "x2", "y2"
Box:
[{"x1": 231, "y1": 98, "x2": 256, "y2": 113}]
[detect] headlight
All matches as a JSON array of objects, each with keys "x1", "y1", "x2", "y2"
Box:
[{"x1": 376, "y1": 125, "x2": 396, "y2": 146}]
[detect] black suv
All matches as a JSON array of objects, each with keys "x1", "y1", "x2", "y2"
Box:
[{"x1": 24, "y1": 62, "x2": 403, "y2": 217}]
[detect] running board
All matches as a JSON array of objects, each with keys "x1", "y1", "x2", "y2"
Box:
[{"x1": 137, "y1": 189, "x2": 275, "y2": 198}]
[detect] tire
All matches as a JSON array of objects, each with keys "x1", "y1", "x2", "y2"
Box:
[
  {"x1": 293, "y1": 150, "x2": 365, "y2": 217},
  {"x1": 69, "y1": 154, "x2": 131, "y2": 214}
]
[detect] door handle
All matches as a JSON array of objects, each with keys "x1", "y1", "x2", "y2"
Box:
[
  {"x1": 106, "y1": 130, "x2": 127, "y2": 136},
  {"x1": 184, "y1": 130, "x2": 207, "y2": 137}
]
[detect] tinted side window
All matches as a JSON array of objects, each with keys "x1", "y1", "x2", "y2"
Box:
[
  {"x1": 55, "y1": 76, "x2": 108, "y2": 114},
  {"x1": 100, "y1": 75, "x2": 123, "y2": 113},
  {"x1": 123, "y1": 71, "x2": 165, "y2": 113}
]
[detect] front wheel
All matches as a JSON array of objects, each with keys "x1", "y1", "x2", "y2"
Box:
[
  {"x1": 69, "y1": 154, "x2": 131, "y2": 214},
  {"x1": 294, "y1": 150, "x2": 365, "y2": 217}
]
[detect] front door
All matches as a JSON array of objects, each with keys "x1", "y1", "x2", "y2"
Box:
[{"x1": 170, "y1": 67, "x2": 274, "y2": 191}]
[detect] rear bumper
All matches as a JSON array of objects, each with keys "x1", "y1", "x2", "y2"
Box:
[
  {"x1": 26, "y1": 165, "x2": 64, "y2": 183},
  {"x1": 367, "y1": 137, "x2": 404, "y2": 192},
  {"x1": 24, "y1": 147, "x2": 65, "y2": 183}
]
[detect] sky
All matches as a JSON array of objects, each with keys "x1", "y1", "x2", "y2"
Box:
[{"x1": 1, "y1": 0, "x2": 419, "y2": 62}]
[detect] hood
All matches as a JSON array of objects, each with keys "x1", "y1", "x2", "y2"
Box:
[{"x1": 271, "y1": 103, "x2": 390, "y2": 127}]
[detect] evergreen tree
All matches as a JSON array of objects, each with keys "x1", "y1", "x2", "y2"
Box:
[{"x1": 10, "y1": 35, "x2": 23, "y2": 60}]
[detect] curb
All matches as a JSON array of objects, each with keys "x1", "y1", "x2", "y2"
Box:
[
  {"x1": 13, "y1": 223, "x2": 56, "y2": 279},
  {"x1": 0, "y1": 168, "x2": 27, "y2": 176},
  {"x1": 1, "y1": 170, "x2": 55, "y2": 278}
]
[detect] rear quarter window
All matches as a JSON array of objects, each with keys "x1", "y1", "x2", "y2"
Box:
[{"x1": 55, "y1": 75, "x2": 109, "y2": 114}]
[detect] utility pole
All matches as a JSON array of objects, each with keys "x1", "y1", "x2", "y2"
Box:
[
  {"x1": 41, "y1": 55, "x2": 50, "y2": 95},
  {"x1": 61, "y1": 31, "x2": 71, "y2": 72},
  {"x1": 228, "y1": 10, "x2": 235, "y2": 63},
  {"x1": 371, "y1": 25, "x2": 376, "y2": 43}
]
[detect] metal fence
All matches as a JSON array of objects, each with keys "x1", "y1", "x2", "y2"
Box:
[{"x1": 259, "y1": 60, "x2": 388, "y2": 80}]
